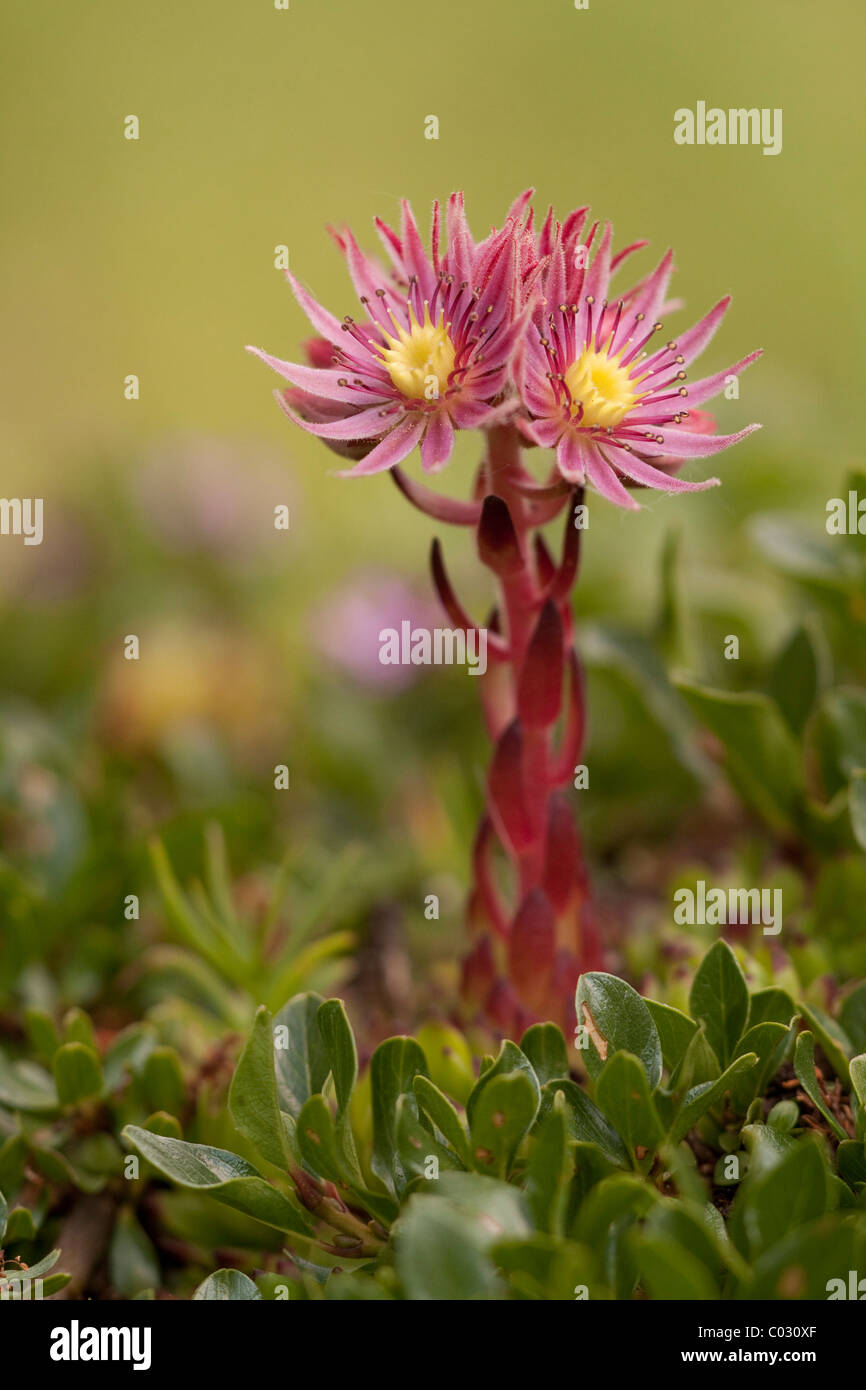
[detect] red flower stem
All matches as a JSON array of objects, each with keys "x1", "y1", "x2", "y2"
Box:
[{"x1": 458, "y1": 423, "x2": 603, "y2": 1033}]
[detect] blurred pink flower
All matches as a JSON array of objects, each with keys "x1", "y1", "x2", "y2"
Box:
[
  {"x1": 133, "y1": 436, "x2": 294, "y2": 568},
  {"x1": 311, "y1": 573, "x2": 441, "y2": 692}
]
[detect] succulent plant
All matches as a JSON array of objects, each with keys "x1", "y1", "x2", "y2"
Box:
[{"x1": 121, "y1": 940, "x2": 866, "y2": 1300}]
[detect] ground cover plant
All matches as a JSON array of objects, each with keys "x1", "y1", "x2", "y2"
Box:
[{"x1": 0, "y1": 188, "x2": 864, "y2": 1306}]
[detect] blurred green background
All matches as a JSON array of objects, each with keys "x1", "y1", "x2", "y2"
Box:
[
  {"x1": 1, "y1": 0, "x2": 863, "y2": 595},
  {"x1": 0, "y1": 0, "x2": 864, "y2": 1010}
]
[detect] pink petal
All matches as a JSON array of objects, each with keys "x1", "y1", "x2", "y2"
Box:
[
  {"x1": 246, "y1": 347, "x2": 389, "y2": 404},
  {"x1": 675, "y1": 350, "x2": 762, "y2": 408},
  {"x1": 675, "y1": 296, "x2": 731, "y2": 366},
  {"x1": 336, "y1": 416, "x2": 426, "y2": 477},
  {"x1": 420, "y1": 411, "x2": 455, "y2": 473},
  {"x1": 286, "y1": 273, "x2": 346, "y2": 348},
  {"x1": 280, "y1": 399, "x2": 399, "y2": 441},
  {"x1": 601, "y1": 442, "x2": 719, "y2": 492},
  {"x1": 556, "y1": 431, "x2": 586, "y2": 483},
  {"x1": 639, "y1": 422, "x2": 761, "y2": 458},
  {"x1": 583, "y1": 445, "x2": 640, "y2": 509}
]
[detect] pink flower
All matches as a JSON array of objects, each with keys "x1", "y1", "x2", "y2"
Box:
[
  {"x1": 247, "y1": 194, "x2": 540, "y2": 477},
  {"x1": 515, "y1": 213, "x2": 761, "y2": 508}
]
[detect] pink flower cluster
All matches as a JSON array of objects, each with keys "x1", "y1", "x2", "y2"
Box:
[{"x1": 248, "y1": 191, "x2": 760, "y2": 507}]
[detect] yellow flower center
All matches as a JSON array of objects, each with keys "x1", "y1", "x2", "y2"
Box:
[
  {"x1": 373, "y1": 304, "x2": 456, "y2": 401},
  {"x1": 564, "y1": 346, "x2": 641, "y2": 429}
]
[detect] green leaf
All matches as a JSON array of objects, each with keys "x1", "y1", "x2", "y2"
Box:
[
  {"x1": 539, "y1": 1079, "x2": 629, "y2": 1167},
  {"x1": 674, "y1": 678, "x2": 806, "y2": 835},
  {"x1": 793, "y1": 1031, "x2": 848, "y2": 1141},
  {"x1": 518, "y1": 1023, "x2": 569, "y2": 1087},
  {"x1": 837, "y1": 1141, "x2": 866, "y2": 1187},
  {"x1": 749, "y1": 514, "x2": 859, "y2": 589},
  {"x1": 688, "y1": 939, "x2": 749, "y2": 1066},
  {"x1": 140, "y1": 1047, "x2": 186, "y2": 1117},
  {"x1": 120, "y1": 1125, "x2": 310, "y2": 1235},
  {"x1": 370, "y1": 1037, "x2": 429, "y2": 1196},
  {"x1": 748, "y1": 1214, "x2": 866, "y2": 1300},
  {"x1": 316, "y1": 999, "x2": 357, "y2": 1115},
  {"x1": 730, "y1": 1023, "x2": 791, "y2": 1111},
  {"x1": 193, "y1": 1269, "x2": 262, "y2": 1300},
  {"x1": 229, "y1": 1005, "x2": 291, "y2": 1170},
  {"x1": 466, "y1": 1040, "x2": 538, "y2": 1125},
  {"x1": 53, "y1": 1043, "x2": 103, "y2": 1107},
  {"x1": 295, "y1": 1093, "x2": 396, "y2": 1225},
  {"x1": 23, "y1": 1008, "x2": 60, "y2": 1060},
  {"x1": 3, "y1": 1206, "x2": 36, "y2": 1245},
  {"x1": 747, "y1": 986, "x2": 798, "y2": 1029},
  {"x1": 768, "y1": 623, "x2": 826, "y2": 736},
  {"x1": 646, "y1": 1000, "x2": 697, "y2": 1074},
  {"x1": 668, "y1": 1053, "x2": 757, "y2": 1144},
  {"x1": 108, "y1": 1206, "x2": 161, "y2": 1297},
  {"x1": 672, "y1": 1024, "x2": 721, "y2": 1095},
  {"x1": 731, "y1": 1137, "x2": 829, "y2": 1258},
  {"x1": 412, "y1": 1075, "x2": 471, "y2": 1167},
  {"x1": 468, "y1": 1070, "x2": 539, "y2": 1179},
  {"x1": 800, "y1": 1003, "x2": 851, "y2": 1085},
  {"x1": 575, "y1": 973, "x2": 662, "y2": 1088},
  {"x1": 839, "y1": 982, "x2": 866, "y2": 1054},
  {"x1": 272, "y1": 993, "x2": 329, "y2": 1120},
  {"x1": 525, "y1": 1100, "x2": 572, "y2": 1237},
  {"x1": 812, "y1": 688, "x2": 866, "y2": 795},
  {"x1": 0, "y1": 1052, "x2": 59, "y2": 1112},
  {"x1": 394, "y1": 1173, "x2": 529, "y2": 1301},
  {"x1": 850, "y1": 770, "x2": 866, "y2": 851},
  {"x1": 631, "y1": 1231, "x2": 719, "y2": 1300},
  {"x1": 395, "y1": 1094, "x2": 464, "y2": 1182},
  {"x1": 574, "y1": 1173, "x2": 658, "y2": 1247},
  {"x1": 414, "y1": 1023, "x2": 475, "y2": 1106},
  {"x1": 595, "y1": 1052, "x2": 663, "y2": 1165}
]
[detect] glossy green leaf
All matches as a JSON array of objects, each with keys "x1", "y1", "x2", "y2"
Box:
[
  {"x1": 575, "y1": 973, "x2": 662, "y2": 1088},
  {"x1": 412, "y1": 1075, "x2": 471, "y2": 1167},
  {"x1": 466, "y1": 1040, "x2": 539, "y2": 1125},
  {"x1": 747, "y1": 986, "x2": 798, "y2": 1029},
  {"x1": 595, "y1": 1052, "x2": 663, "y2": 1165},
  {"x1": 229, "y1": 1005, "x2": 292, "y2": 1170},
  {"x1": 469, "y1": 1070, "x2": 539, "y2": 1179},
  {"x1": 193, "y1": 1269, "x2": 262, "y2": 1300},
  {"x1": 370, "y1": 1036, "x2": 429, "y2": 1196},
  {"x1": 540, "y1": 1078, "x2": 629, "y2": 1167},
  {"x1": 272, "y1": 993, "x2": 329, "y2": 1120},
  {"x1": 646, "y1": 1000, "x2": 697, "y2": 1074},
  {"x1": 730, "y1": 1023, "x2": 791, "y2": 1111},
  {"x1": 121, "y1": 1125, "x2": 310, "y2": 1235},
  {"x1": 317, "y1": 999, "x2": 357, "y2": 1115},
  {"x1": 800, "y1": 1003, "x2": 851, "y2": 1085},
  {"x1": 518, "y1": 1023, "x2": 569, "y2": 1087},
  {"x1": 669, "y1": 1052, "x2": 757, "y2": 1143},
  {"x1": 793, "y1": 1031, "x2": 848, "y2": 1141},
  {"x1": 688, "y1": 939, "x2": 749, "y2": 1066}
]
